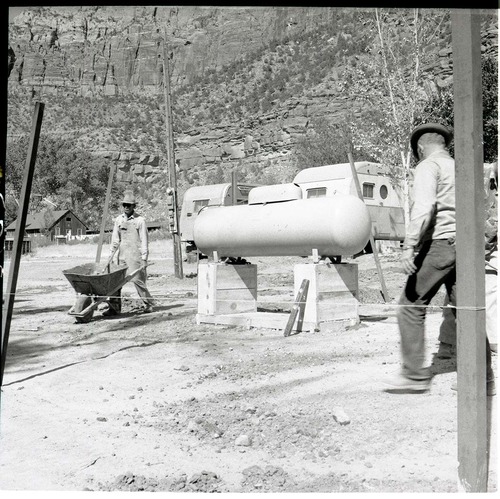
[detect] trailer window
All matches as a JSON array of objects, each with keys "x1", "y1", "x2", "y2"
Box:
[
  {"x1": 193, "y1": 199, "x2": 210, "y2": 212},
  {"x1": 306, "y1": 187, "x2": 327, "y2": 198},
  {"x1": 380, "y1": 184, "x2": 388, "y2": 199},
  {"x1": 362, "y1": 183, "x2": 375, "y2": 199}
]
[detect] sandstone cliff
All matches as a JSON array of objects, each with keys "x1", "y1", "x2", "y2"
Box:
[
  {"x1": 9, "y1": 6, "x2": 339, "y2": 93},
  {"x1": 7, "y1": 6, "x2": 498, "y2": 223}
]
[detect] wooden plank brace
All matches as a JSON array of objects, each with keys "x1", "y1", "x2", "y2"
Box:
[{"x1": 284, "y1": 279, "x2": 310, "y2": 337}]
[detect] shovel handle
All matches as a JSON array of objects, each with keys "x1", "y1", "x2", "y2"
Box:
[{"x1": 100, "y1": 244, "x2": 120, "y2": 274}]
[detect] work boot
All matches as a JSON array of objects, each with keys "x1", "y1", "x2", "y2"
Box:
[
  {"x1": 451, "y1": 378, "x2": 496, "y2": 396},
  {"x1": 382, "y1": 373, "x2": 431, "y2": 394},
  {"x1": 436, "y1": 342, "x2": 456, "y2": 359},
  {"x1": 142, "y1": 304, "x2": 154, "y2": 314},
  {"x1": 102, "y1": 307, "x2": 118, "y2": 317},
  {"x1": 487, "y1": 369, "x2": 496, "y2": 396},
  {"x1": 488, "y1": 379, "x2": 497, "y2": 396}
]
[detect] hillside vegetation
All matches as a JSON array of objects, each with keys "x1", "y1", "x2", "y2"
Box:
[{"x1": 6, "y1": 7, "x2": 498, "y2": 230}]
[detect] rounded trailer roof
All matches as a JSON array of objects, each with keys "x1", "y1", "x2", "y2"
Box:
[
  {"x1": 182, "y1": 183, "x2": 231, "y2": 201},
  {"x1": 293, "y1": 162, "x2": 384, "y2": 183}
]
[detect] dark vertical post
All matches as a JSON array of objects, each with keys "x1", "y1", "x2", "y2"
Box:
[
  {"x1": 1, "y1": 102, "x2": 44, "y2": 386},
  {"x1": 231, "y1": 170, "x2": 238, "y2": 205},
  {"x1": 95, "y1": 164, "x2": 116, "y2": 263},
  {"x1": 451, "y1": 10, "x2": 488, "y2": 492},
  {"x1": 2, "y1": 17, "x2": 10, "y2": 388},
  {"x1": 162, "y1": 32, "x2": 183, "y2": 279}
]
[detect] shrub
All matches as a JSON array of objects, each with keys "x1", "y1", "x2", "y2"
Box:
[{"x1": 149, "y1": 227, "x2": 172, "y2": 241}]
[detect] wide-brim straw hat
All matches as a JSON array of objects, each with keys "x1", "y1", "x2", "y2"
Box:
[
  {"x1": 410, "y1": 122, "x2": 453, "y2": 159},
  {"x1": 122, "y1": 191, "x2": 136, "y2": 205}
]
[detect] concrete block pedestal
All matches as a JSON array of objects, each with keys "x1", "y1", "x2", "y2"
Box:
[
  {"x1": 294, "y1": 262, "x2": 359, "y2": 329},
  {"x1": 196, "y1": 261, "x2": 360, "y2": 332},
  {"x1": 197, "y1": 262, "x2": 257, "y2": 316}
]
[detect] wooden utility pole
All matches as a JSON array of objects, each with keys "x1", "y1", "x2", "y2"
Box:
[
  {"x1": 1, "y1": 102, "x2": 44, "y2": 387},
  {"x1": 347, "y1": 152, "x2": 389, "y2": 302},
  {"x1": 95, "y1": 164, "x2": 116, "y2": 264},
  {"x1": 162, "y1": 30, "x2": 183, "y2": 279},
  {"x1": 452, "y1": 10, "x2": 488, "y2": 492},
  {"x1": 231, "y1": 170, "x2": 238, "y2": 205}
]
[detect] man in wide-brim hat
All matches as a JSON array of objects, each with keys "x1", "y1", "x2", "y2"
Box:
[
  {"x1": 105, "y1": 190, "x2": 155, "y2": 315},
  {"x1": 409, "y1": 122, "x2": 452, "y2": 160},
  {"x1": 383, "y1": 122, "x2": 495, "y2": 395},
  {"x1": 385, "y1": 122, "x2": 455, "y2": 392}
]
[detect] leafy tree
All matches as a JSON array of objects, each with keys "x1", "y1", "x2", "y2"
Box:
[
  {"x1": 420, "y1": 55, "x2": 497, "y2": 163},
  {"x1": 258, "y1": 169, "x2": 279, "y2": 186},
  {"x1": 337, "y1": 8, "x2": 450, "y2": 223},
  {"x1": 6, "y1": 136, "x2": 112, "y2": 229},
  {"x1": 206, "y1": 164, "x2": 224, "y2": 184},
  {"x1": 291, "y1": 117, "x2": 377, "y2": 178},
  {"x1": 481, "y1": 55, "x2": 498, "y2": 162}
]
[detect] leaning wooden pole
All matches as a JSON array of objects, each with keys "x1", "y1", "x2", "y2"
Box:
[
  {"x1": 1, "y1": 101, "x2": 44, "y2": 387},
  {"x1": 231, "y1": 170, "x2": 238, "y2": 206},
  {"x1": 348, "y1": 152, "x2": 389, "y2": 302},
  {"x1": 451, "y1": 10, "x2": 488, "y2": 492},
  {"x1": 95, "y1": 164, "x2": 116, "y2": 264},
  {"x1": 162, "y1": 31, "x2": 183, "y2": 279}
]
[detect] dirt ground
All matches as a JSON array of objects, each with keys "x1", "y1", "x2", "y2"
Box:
[{"x1": 0, "y1": 240, "x2": 497, "y2": 494}]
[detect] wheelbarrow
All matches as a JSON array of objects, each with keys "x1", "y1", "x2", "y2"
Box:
[{"x1": 63, "y1": 250, "x2": 147, "y2": 323}]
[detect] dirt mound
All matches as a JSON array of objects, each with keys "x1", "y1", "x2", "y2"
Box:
[{"x1": 95, "y1": 470, "x2": 225, "y2": 492}]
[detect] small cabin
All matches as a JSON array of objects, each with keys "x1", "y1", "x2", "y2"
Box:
[
  {"x1": 6, "y1": 209, "x2": 88, "y2": 241},
  {"x1": 4, "y1": 237, "x2": 32, "y2": 255}
]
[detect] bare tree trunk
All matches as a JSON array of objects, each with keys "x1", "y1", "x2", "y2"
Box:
[{"x1": 375, "y1": 8, "x2": 421, "y2": 232}]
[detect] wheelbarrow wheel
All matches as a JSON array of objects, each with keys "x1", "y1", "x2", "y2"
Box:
[{"x1": 73, "y1": 294, "x2": 94, "y2": 323}]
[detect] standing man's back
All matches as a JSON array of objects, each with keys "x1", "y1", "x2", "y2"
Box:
[{"x1": 384, "y1": 123, "x2": 456, "y2": 393}]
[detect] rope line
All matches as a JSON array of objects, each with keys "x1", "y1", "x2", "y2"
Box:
[{"x1": 1, "y1": 290, "x2": 488, "y2": 311}]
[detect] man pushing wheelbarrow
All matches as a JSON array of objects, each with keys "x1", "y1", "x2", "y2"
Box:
[
  {"x1": 63, "y1": 190, "x2": 155, "y2": 323},
  {"x1": 103, "y1": 190, "x2": 155, "y2": 316}
]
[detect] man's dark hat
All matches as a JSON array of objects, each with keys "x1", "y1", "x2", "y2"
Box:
[{"x1": 410, "y1": 122, "x2": 452, "y2": 158}]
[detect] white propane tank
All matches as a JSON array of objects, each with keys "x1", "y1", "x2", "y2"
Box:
[{"x1": 193, "y1": 195, "x2": 372, "y2": 258}]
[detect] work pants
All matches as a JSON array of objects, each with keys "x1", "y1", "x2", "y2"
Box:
[
  {"x1": 485, "y1": 251, "x2": 498, "y2": 348},
  {"x1": 397, "y1": 239, "x2": 456, "y2": 380},
  {"x1": 438, "y1": 250, "x2": 496, "y2": 375},
  {"x1": 108, "y1": 261, "x2": 154, "y2": 312}
]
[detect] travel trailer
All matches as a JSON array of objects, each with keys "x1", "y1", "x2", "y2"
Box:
[
  {"x1": 180, "y1": 162, "x2": 405, "y2": 255},
  {"x1": 179, "y1": 182, "x2": 258, "y2": 253},
  {"x1": 292, "y1": 162, "x2": 405, "y2": 244}
]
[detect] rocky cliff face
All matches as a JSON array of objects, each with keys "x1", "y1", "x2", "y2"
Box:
[
  {"x1": 8, "y1": 6, "x2": 345, "y2": 193},
  {"x1": 7, "y1": 7, "x2": 498, "y2": 211},
  {"x1": 9, "y1": 6, "x2": 338, "y2": 94},
  {"x1": 7, "y1": 6, "x2": 352, "y2": 195}
]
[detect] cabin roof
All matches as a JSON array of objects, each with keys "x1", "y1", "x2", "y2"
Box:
[{"x1": 6, "y1": 209, "x2": 88, "y2": 231}]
